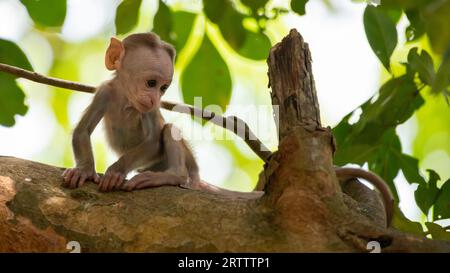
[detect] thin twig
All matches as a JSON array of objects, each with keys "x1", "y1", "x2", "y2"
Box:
[
  {"x1": 0, "y1": 62, "x2": 272, "y2": 162},
  {"x1": 0, "y1": 63, "x2": 95, "y2": 93}
]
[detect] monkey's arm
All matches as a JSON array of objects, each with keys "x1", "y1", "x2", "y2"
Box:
[
  {"x1": 335, "y1": 167, "x2": 394, "y2": 227},
  {"x1": 62, "y1": 86, "x2": 109, "y2": 188}
]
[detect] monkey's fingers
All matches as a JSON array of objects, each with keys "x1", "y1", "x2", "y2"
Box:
[
  {"x1": 69, "y1": 171, "x2": 82, "y2": 189},
  {"x1": 104, "y1": 174, "x2": 115, "y2": 192},
  {"x1": 98, "y1": 176, "x2": 105, "y2": 190},
  {"x1": 98, "y1": 175, "x2": 110, "y2": 192},
  {"x1": 106, "y1": 173, "x2": 122, "y2": 192},
  {"x1": 63, "y1": 169, "x2": 77, "y2": 187},
  {"x1": 113, "y1": 175, "x2": 126, "y2": 191},
  {"x1": 136, "y1": 181, "x2": 162, "y2": 189},
  {"x1": 61, "y1": 168, "x2": 70, "y2": 178},
  {"x1": 78, "y1": 173, "x2": 88, "y2": 187},
  {"x1": 121, "y1": 181, "x2": 137, "y2": 192},
  {"x1": 121, "y1": 176, "x2": 147, "y2": 191},
  {"x1": 99, "y1": 173, "x2": 120, "y2": 192},
  {"x1": 62, "y1": 169, "x2": 75, "y2": 185},
  {"x1": 92, "y1": 173, "x2": 100, "y2": 184}
]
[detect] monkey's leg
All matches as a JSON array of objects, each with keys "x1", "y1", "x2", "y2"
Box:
[
  {"x1": 122, "y1": 171, "x2": 185, "y2": 191},
  {"x1": 122, "y1": 124, "x2": 189, "y2": 190},
  {"x1": 123, "y1": 124, "x2": 263, "y2": 199},
  {"x1": 98, "y1": 138, "x2": 163, "y2": 192},
  {"x1": 123, "y1": 171, "x2": 263, "y2": 199}
]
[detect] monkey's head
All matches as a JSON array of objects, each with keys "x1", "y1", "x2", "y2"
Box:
[{"x1": 105, "y1": 33, "x2": 175, "y2": 113}]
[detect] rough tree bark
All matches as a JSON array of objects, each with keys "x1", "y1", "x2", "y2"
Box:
[{"x1": 0, "y1": 29, "x2": 449, "y2": 252}]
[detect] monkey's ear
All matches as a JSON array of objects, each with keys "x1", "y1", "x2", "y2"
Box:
[{"x1": 105, "y1": 37, "x2": 125, "y2": 71}]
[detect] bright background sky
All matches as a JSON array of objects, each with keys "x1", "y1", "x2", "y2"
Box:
[{"x1": 1, "y1": 0, "x2": 448, "y2": 225}]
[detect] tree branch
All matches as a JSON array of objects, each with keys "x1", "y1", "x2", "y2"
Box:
[
  {"x1": 0, "y1": 63, "x2": 95, "y2": 93},
  {"x1": 0, "y1": 62, "x2": 272, "y2": 162},
  {"x1": 1, "y1": 30, "x2": 450, "y2": 253}
]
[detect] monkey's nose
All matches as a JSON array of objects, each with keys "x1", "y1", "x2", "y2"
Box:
[
  {"x1": 138, "y1": 99, "x2": 153, "y2": 112},
  {"x1": 146, "y1": 99, "x2": 153, "y2": 109}
]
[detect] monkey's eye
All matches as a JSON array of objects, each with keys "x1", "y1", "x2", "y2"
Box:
[
  {"x1": 161, "y1": 85, "x2": 168, "y2": 93},
  {"x1": 146, "y1": 80, "x2": 157, "y2": 88}
]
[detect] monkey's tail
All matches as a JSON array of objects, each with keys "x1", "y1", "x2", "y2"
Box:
[{"x1": 335, "y1": 167, "x2": 394, "y2": 227}]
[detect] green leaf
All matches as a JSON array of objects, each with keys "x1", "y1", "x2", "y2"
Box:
[
  {"x1": 378, "y1": 5, "x2": 402, "y2": 23},
  {"x1": 181, "y1": 35, "x2": 232, "y2": 111},
  {"x1": 422, "y1": 0, "x2": 450, "y2": 54},
  {"x1": 407, "y1": 47, "x2": 435, "y2": 86},
  {"x1": 434, "y1": 178, "x2": 450, "y2": 221},
  {"x1": 352, "y1": 77, "x2": 423, "y2": 137},
  {"x1": 217, "y1": 3, "x2": 246, "y2": 50},
  {"x1": 0, "y1": 39, "x2": 33, "y2": 71},
  {"x1": 391, "y1": 206, "x2": 425, "y2": 236},
  {"x1": 405, "y1": 9, "x2": 425, "y2": 42},
  {"x1": 367, "y1": 130, "x2": 401, "y2": 198},
  {"x1": 291, "y1": 0, "x2": 309, "y2": 16},
  {"x1": 0, "y1": 39, "x2": 32, "y2": 126},
  {"x1": 333, "y1": 77, "x2": 424, "y2": 201},
  {"x1": 241, "y1": 0, "x2": 268, "y2": 13},
  {"x1": 415, "y1": 170, "x2": 440, "y2": 215},
  {"x1": 171, "y1": 11, "x2": 196, "y2": 53},
  {"x1": 20, "y1": 0, "x2": 66, "y2": 28},
  {"x1": 209, "y1": 1, "x2": 270, "y2": 60},
  {"x1": 153, "y1": 0, "x2": 173, "y2": 43},
  {"x1": 203, "y1": 0, "x2": 227, "y2": 23},
  {"x1": 396, "y1": 153, "x2": 425, "y2": 185},
  {"x1": 335, "y1": 144, "x2": 376, "y2": 166},
  {"x1": 0, "y1": 74, "x2": 28, "y2": 127},
  {"x1": 115, "y1": 0, "x2": 142, "y2": 35},
  {"x1": 363, "y1": 5, "x2": 398, "y2": 72},
  {"x1": 432, "y1": 44, "x2": 450, "y2": 96},
  {"x1": 380, "y1": 0, "x2": 428, "y2": 9},
  {"x1": 153, "y1": 2, "x2": 196, "y2": 54},
  {"x1": 237, "y1": 31, "x2": 271, "y2": 60},
  {"x1": 333, "y1": 77, "x2": 423, "y2": 149},
  {"x1": 425, "y1": 222, "x2": 450, "y2": 240}
]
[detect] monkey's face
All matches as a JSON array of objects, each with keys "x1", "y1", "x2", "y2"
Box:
[{"x1": 120, "y1": 47, "x2": 174, "y2": 113}]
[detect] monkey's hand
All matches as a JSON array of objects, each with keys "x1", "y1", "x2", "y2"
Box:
[
  {"x1": 98, "y1": 164, "x2": 127, "y2": 192},
  {"x1": 62, "y1": 167, "x2": 100, "y2": 189}
]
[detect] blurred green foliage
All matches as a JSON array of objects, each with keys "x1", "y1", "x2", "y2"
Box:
[
  {"x1": 181, "y1": 35, "x2": 232, "y2": 110},
  {"x1": 0, "y1": 0, "x2": 449, "y2": 237},
  {"x1": 0, "y1": 38, "x2": 32, "y2": 126},
  {"x1": 363, "y1": 5, "x2": 398, "y2": 71},
  {"x1": 153, "y1": 2, "x2": 196, "y2": 54},
  {"x1": 20, "y1": 0, "x2": 66, "y2": 28},
  {"x1": 115, "y1": 0, "x2": 142, "y2": 35}
]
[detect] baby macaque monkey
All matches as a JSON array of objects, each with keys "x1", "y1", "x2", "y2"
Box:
[
  {"x1": 62, "y1": 33, "x2": 208, "y2": 192},
  {"x1": 60, "y1": 32, "x2": 392, "y2": 223}
]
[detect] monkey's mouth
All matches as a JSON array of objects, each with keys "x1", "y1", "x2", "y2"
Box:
[{"x1": 136, "y1": 100, "x2": 154, "y2": 113}]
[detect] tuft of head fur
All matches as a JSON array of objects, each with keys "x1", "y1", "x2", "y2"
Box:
[{"x1": 122, "y1": 32, "x2": 176, "y2": 61}]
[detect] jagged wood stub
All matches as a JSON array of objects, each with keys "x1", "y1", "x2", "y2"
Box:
[{"x1": 267, "y1": 29, "x2": 321, "y2": 139}]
